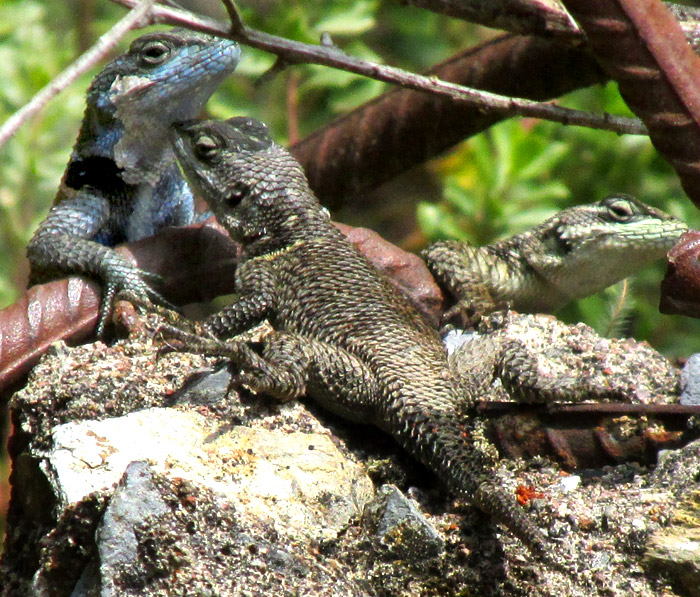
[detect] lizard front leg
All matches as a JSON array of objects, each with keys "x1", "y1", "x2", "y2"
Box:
[
  {"x1": 204, "y1": 261, "x2": 278, "y2": 338},
  {"x1": 27, "y1": 190, "x2": 173, "y2": 336},
  {"x1": 159, "y1": 326, "x2": 380, "y2": 423},
  {"x1": 422, "y1": 240, "x2": 500, "y2": 327}
]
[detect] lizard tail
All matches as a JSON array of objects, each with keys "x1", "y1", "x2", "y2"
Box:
[
  {"x1": 472, "y1": 478, "x2": 548, "y2": 555},
  {"x1": 395, "y1": 410, "x2": 558, "y2": 565}
]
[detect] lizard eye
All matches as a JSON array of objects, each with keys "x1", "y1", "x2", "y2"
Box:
[
  {"x1": 606, "y1": 199, "x2": 634, "y2": 222},
  {"x1": 193, "y1": 133, "x2": 222, "y2": 161},
  {"x1": 139, "y1": 41, "x2": 171, "y2": 66}
]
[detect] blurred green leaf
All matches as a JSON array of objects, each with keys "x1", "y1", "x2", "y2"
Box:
[{"x1": 315, "y1": 1, "x2": 377, "y2": 35}]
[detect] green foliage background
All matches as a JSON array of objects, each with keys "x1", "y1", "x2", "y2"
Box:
[{"x1": 1, "y1": 0, "x2": 700, "y2": 358}]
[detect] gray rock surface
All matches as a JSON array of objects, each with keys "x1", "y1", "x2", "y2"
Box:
[
  {"x1": 362, "y1": 484, "x2": 445, "y2": 559},
  {"x1": 681, "y1": 353, "x2": 700, "y2": 406},
  {"x1": 644, "y1": 497, "x2": 700, "y2": 597},
  {"x1": 68, "y1": 462, "x2": 370, "y2": 597},
  {"x1": 449, "y1": 311, "x2": 681, "y2": 404},
  {"x1": 76, "y1": 461, "x2": 169, "y2": 596}
]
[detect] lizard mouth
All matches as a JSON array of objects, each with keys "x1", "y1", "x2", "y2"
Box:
[
  {"x1": 109, "y1": 74, "x2": 156, "y2": 102},
  {"x1": 172, "y1": 121, "x2": 206, "y2": 164},
  {"x1": 173, "y1": 120, "x2": 200, "y2": 137}
]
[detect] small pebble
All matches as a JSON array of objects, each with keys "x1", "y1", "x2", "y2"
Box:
[
  {"x1": 678, "y1": 541, "x2": 700, "y2": 552},
  {"x1": 559, "y1": 475, "x2": 581, "y2": 493},
  {"x1": 590, "y1": 551, "x2": 610, "y2": 570},
  {"x1": 442, "y1": 329, "x2": 476, "y2": 355},
  {"x1": 631, "y1": 518, "x2": 646, "y2": 532}
]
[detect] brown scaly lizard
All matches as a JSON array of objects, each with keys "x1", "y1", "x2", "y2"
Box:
[
  {"x1": 422, "y1": 195, "x2": 687, "y2": 322},
  {"x1": 154, "y1": 115, "x2": 564, "y2": 566}
]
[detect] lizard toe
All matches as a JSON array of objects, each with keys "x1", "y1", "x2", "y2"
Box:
[{"x1": 95, "y1": 282, "x2": 118, "y2": 337}]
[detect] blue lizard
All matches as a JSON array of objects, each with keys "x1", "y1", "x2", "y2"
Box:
[{"x1": 27, "y1": 29, "x2": 240, "y2": 335}]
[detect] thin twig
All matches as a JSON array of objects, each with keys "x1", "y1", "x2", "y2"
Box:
[
  {"x1": 0, "y1": 0, "x2": 156, "y2": 149},
  {"x1": 109, "y1": 0, "x2": 648, "y2": 136},
  {"x1": 286, "y1": 70, "x2": 301, "y2": 145},
  {"x1": 220, "y1": 0, "x2": 243, "y2": 32}
]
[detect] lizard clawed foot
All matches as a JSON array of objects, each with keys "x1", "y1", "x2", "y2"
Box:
[
  {"x1": 440, "y1": 300, "x2": 482, "y2": 331},
  {"x1": 155, "y1": 323, "x2": 247, "y2": 358},
  {"x1": 474, "y1": 306, "x2": 512, "y2": 334},
  {"x1": 117, "y1": 269, "x2": 178, "y2": 312},
  {"x1": 121, "y1": 292, "x2": 206, "y2": 336},
  {"x1": 155, "y1": 324, "x2": 276, "y2": 393},
  {"x1": 97, "y1": 266, "x2": 179, "y2": 337},
  {"x1": 155, "y1": 324, "x2": 206, "y2": 357}
]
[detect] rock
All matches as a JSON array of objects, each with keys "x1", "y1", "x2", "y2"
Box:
[
  {"x1": 0, "y1": 329, "x2": 374, "y2": 595},
  {"x1": 446, "y1": 312, "x2": 693, "y2": 470},
  {"x1": 651, "y1": 439, "x2": 700, "y2": 498},
  {"x1": 362, "y1": 484, "x2": 444, "y2": 560},
  {"x1": 643, "y1": 491, "x2": 700, "y2": 597},
  {"x1": 1, "y1": 315, "x2": 699, "y2": 597},
  {"x1": 49, "y1": 463, "x2": 370, "y2": 597},
  {"x1": 681, "y1": 354, "x2": 700, "y2": 406},
  {"x1": 73, "y1": 461, "x2": 169, "y2": 596},
  {"x1": 449, "y1": 311, "x2": 681, "y2": 404},
  {"x1": 30, "y1": 493, "x2": 108, "y2": 596},
  {"x1": 45, "y1": 407, "x2": 372, "y2": 540},
  {"x1": 173, "y1": 365, "x2": 233, "y2": 406},
  {"x1": 558, "y1": 475, "x2": 581, "y2": 493}
]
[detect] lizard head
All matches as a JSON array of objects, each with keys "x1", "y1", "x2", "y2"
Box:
[
  {"x1": 533, "y1": 193, "x2": 688, "y2": 297},
  {"x1": 91, "y1": 29, "x2": 240, "y2": 120},
  {"x1": 81, "y1": 29, "x2": 241, "y2": 184},
  {"x1": 173, "y1": 117, "x2": 325, "y2": 246},
  {"x1": 555, "y1": 194, "x2": 687, "y2": 254}
]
